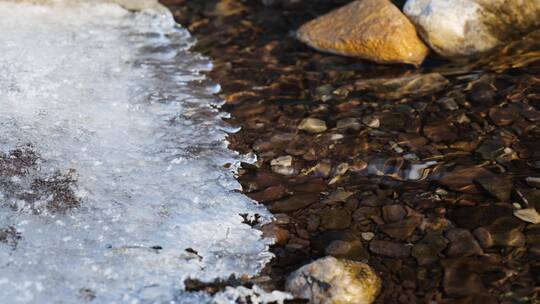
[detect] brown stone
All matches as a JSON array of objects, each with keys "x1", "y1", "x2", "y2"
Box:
[
  {"x1": 247, "y1": 185, "x2": 288, "y2": 203},
  {"x1": 489, "y1": 106, "x2": 520, "y2": 126},
  {"x1": 423, "y1": 120, "x2": 458, "y2": 143},
  {"x1": 379, "y1": 216, "x2": 422, "y2": 240},
  {"x1": 325, "y1": 239, "x2": 369, "y2": 261},
  {"x1": 354, "y1": 73, "x2": 449, "y2": 100},
  {"x1": 268, "y1": 193, "x2": 318, "y2": 213},
  {"x1": 443, "y1": 267, "x2": 486, "y2": 296},
  {"x1": 382, "y1": 205, "x2": 407, "y2": 223},
  {"x1": 296, "y1": 0, "x2": 428, "y2": 65},
  {"x1": 412, "y1": 233, "x2": 448, "y2": 266},
  {"x1": 320, "y1": 208, "x2": 352, "y2": 230},
  {"x1": 439, "y1": 167, "x2": 495, "y2": 193},
  {"x1": 451, "y1": 204, "x2": 513, "y2": 229},
  {"x1": 473, "y1": 216, "x2": 525, "y2": 249},
  {"x1": 445, "y1": 229, "x2": 483, "y2": 257},
  {"x1": 261, "y1": 224, "x2": 290, "y2": 246},
  {"x1": 369, "y1": 240, "x2": 411, "y2": 258}
]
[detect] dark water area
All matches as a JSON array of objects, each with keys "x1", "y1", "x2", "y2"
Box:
[{"x1": 164, "y1": 0, "x2": 540, "y2": 303}]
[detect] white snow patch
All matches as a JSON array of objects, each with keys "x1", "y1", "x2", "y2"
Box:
[
  {"x1": 212, "y1": 286, "x2": 293, "y2": 304},
  {"x1": 0, "y1": 1, "x2": 274, "y2": 303}
]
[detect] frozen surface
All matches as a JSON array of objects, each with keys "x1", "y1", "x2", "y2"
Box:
[{"x1": 0, "y1": 1, "x2": 273, "y2": 303}]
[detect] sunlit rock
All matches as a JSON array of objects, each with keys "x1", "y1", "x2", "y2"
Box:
[
  {"x1": 286, "y1": 256, "x2": 381, "y2": 304},
  {"x1": 296, "y1": 0, "x2": 428, "y2": 65},
  {"x1": 298, "y1": 118, "x2": 327, "y2": 134},
  {"x1": 404, "y1": 0, "x2": 540, "y2": 58}
]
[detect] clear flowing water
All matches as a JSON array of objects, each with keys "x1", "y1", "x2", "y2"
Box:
[{"x1": 0, "y1": 1, "x2": 277, "y2": 303}]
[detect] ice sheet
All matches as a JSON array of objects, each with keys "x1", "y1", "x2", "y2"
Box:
[{"x1": 0, "y1": 1, "x2": 273, "y2": 303}]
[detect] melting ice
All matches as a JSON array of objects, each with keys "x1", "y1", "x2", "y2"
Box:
[{"x1": 0, "y1": 1, "x2": 274, "y2": 303}]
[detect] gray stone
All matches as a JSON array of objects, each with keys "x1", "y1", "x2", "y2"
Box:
[{"x1": 404, "y1": 0, "x2": 540, "y2": 58}]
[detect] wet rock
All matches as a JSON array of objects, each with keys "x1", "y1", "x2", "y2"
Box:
[
  {"x1": 489, "y1": 106, "x2": 520, "y2": 126},
  {"x1": 298, "y1": 118, "x2": 327, "y2": 134},
  {"x1": 361, "y1": 116, "x2": 380, "y2": 128},
  {"x1": 423, "y1": 120, "x2": 458, "y2": 143},
  {"x1": 311, "y1": 231, "x2": 358, "y2": 253},
  {"x1": 526, "y1": 177, "x2": 540, "y2": 188},
  {"x1": 314, "y1": 162, "x2": 332, "y2": 178},
  {"x1": 439, "y1": 167, "x2": 495, "y2": 193},
  {"x1": 336, "y1": 118, "x2": 361, "y2": 131},
  {"x1": 293, "y1": 178, "x2": 327, "y2": 193},
  {"x1": 271, "y1": 166, "x2": 295, "y2": 176},
  {"x1": 354, "y1": 73, "x2": 449, "y2": 100},
  {"x1": 261, "y1": 223, "x2": 290, "y2": 246},
  {"x1": 322, "y1": 189, "x2": 354, "y2": 205},
  {"x1": 475, "y1": 140, "x2": 506, "y2": 161},
  {"x1": 379, "y1": 216, "x2": 422, "y2": 240},
  {"x1": 397, "y1": 133, "x2": 429, "y2": 151},
  {"x1": 369, "y1": 240, "x2": 411, "y2": 258},
  {"x1": 412, "y1": 233, "x2": 448, "y2": 265},
  {"x1": 212, "y1": 0, "x2": 247, "y2": 17},
  {"x1": 273, "y1": 213, "x2": 291, "y2": 225},
  {"x1": 286, "y1": 256, "x2": 381, "y2": 304},
  {"x1": 527, "y1": 190, "x2": 540, "y2": 211},
  {"x1": 437, "y1": 97, "x2": 459, "y2": 111},
  {"x1": 442, "y1": 294, "x2": 499, "y2": 304},
  {"x1": 514, "y1": 208, "x2": 540, "y2": 224},
  {"x1": 473, "y1": 216, "x2": 525, "y2": 248},
  {"x1": 445, "y1": 228, "x2": 483, "y2": 257},
  {"x1": 247, "y1": 185, "x2": 288, "y2": 203},
  {"x1": 404, "y1": 0, "x2": 540, "y2": 58},
  {"x1": 475, "y1": 175, "x2": 512, "y2": 202},
  {"x1": 451, "y1": 204, "x2": 513, "y2": 229},
  {"x1": 468, "y1": 78, "x2": 496, "y2": 105},
  {"x1": 297, "y1": 0, "x2": 428, "y2": 65},
  {"x1": 361, "y1": 232, "x2": 375, "y2": 241},
  {"x1": 325, "y1": 239, "x2": 369, "y2": 261},
  {"x1": 443, "y1": 265, "x2": 486, "y2": 296},
  {"x1": 350, "y1": 160, "x2": 368, "y2": 172},
  {"x1": 270, "y1": 155, "x2": 295, "y2": 175},
  {"x1": 321, "y1": 208, "x2": 352, "y2": 230},
  {"x1": 270, "y1": 155, "x2": 292, "y2": 167},
  {"x1": 382, "y1": 205, "x2": 407, "y2": 223},
  {"x1": 268, "y1": 193, "x2": 319, "y2": 213}
]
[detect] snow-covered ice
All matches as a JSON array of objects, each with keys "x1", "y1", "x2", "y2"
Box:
[{"x1": 0, "y1": 1, "x2": 276, "y2": 303}]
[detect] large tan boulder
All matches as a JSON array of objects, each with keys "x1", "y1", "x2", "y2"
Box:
[
  {"x1": 296, "y1": 0, "x2": 429, "y2": 66},
  {"x1": 286, "y1": 256, "x2": 381, "y2": 304}
]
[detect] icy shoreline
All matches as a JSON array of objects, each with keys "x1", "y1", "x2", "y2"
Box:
[{"x1": 0, "y1": 1, "x2": 277, "y2": 303}]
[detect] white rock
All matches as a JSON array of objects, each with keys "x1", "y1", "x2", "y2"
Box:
[
  {"x1": 361, "y1": 232, "x2": 375, "y2": 241},
  {"x1": 271, "y1": 156, "x2": 295, "y2": 175},
  {"x1": 298, "y1": 118, "x2": 328, "y2": 133},
  {"x1": 514, "y1": 208, "x2": 540, "y2": 224},
  {"x1": 271, "y1": 155, "x2": 293, "y2": 167},
  {"x1": 526, "y1": 177, "x2": 540, "y2": 187},
  {"x1": 362, "y1": 116, "x2": 380, "y2": 128},
  {"x1": 286, "y1": 256, "x2": 381, "y2": 304},
  {"x1": 404, "y1": 0, "x2": 540, "y2": 58}
]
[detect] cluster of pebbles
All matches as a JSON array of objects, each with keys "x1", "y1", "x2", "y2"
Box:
[{"x1": 163, "y1": 0, "x2": 540, "y2": 303}]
